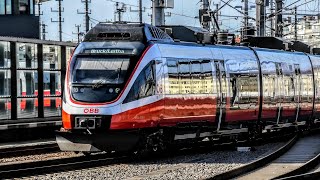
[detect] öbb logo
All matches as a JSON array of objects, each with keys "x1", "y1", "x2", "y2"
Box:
[{"x1": 84, "y1": 108, "x2": 99, "y2": 114}]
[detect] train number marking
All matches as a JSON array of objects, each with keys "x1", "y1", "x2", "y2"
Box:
[{"x1": 84, "y1": 108, "x2": 99, "y2": 114}]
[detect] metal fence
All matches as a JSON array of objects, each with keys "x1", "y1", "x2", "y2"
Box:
[{"x1": 0, "y1": 37, "x2": 76, "y2": 125}]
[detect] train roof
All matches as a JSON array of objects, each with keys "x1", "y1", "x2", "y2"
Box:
[
  {"x1": 83, "y1": 23, "x2": 173, "y2": 43},
  {"x1": 82, "y1": 23, "x2": 318, "y2": 56}
]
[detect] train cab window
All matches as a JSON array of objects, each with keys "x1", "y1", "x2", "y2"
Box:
[{"x1": 123, "y1": 61, "x2": 155, "y2": 103}]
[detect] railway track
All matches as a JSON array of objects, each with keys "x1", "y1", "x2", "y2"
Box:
[
  {"x1": 0, "y1": 139, "x2": 59, "y2": 158},
  {"x1": 208, "y1": 132, "x2": 320, "y2": 180},
  {"x1": 0, "y1": 152, "x2": 128, "y2": 179},
  {"x1": 0, "y1": 136, "x2": 284, "y2": 179},
  {"x1": 0, "y1": 130, "x2": 316, "y2": 179}
]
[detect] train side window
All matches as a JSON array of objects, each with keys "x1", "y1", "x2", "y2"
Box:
[
  {"x1": 167, "y1": 59, "x2": 179, "y2": 94},
  {"x1": 191, "y1": 61, "x2": 201, "y2": 94},
  {"x1": 316, "y1": 70, "x2": 320, "y2": 103},
  {"x1": 201, "y1": 60, "x2": 213, "y2": 94},
  {"x1": 230, "y1": 74, "x2": 258, "y2": 109},
  {"x1": 123, "y1": 61, "x2": 156, "y2": 103},
  {"x1": 178, "y1": 60, "x2": 191, "y2": 94}
]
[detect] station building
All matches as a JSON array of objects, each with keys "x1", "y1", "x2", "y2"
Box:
[
  {"x1": 0, "y1": 1, "x2": 76, "y2": 129},
  {"x1": 0, "y1": 0, "x2": 39, "y2": 39}
]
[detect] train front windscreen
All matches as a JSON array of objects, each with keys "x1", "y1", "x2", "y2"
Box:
[{"x1": 71, "y1": 56, "x2": 129, "y2": 103}]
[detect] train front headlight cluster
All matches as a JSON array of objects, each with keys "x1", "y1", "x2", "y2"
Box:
[
  {"x1": 75, "y1": 117, "x2": 101, "y2": 129},
  {"x1": 72, "y1": 87, "x2": 84, "y2": 93}
]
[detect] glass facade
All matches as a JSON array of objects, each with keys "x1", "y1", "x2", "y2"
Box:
[
  {"x1": 0, "y1": 0, "x2": 35, "y2": 15},
  {"x1": 43, "y1": 45, "x2": 62, "y2": 117},
  {"x1": 0, "y1": 40, "x2": 75, "y2": 121},
  {"x1": 0, "y1": 1, "x2": 5, "y2": 14},
  {"x1": 0, "y1": 41, "x2": 11, "y2": 120},
  {"x1": 17, "y1": 43, "x2": 38, "y2": 118},
  {"x1": 6, "y1": 0, "x2": 11, "y2": 14},
  {"x1": 0, "y1": 0, "x2": 12, "y2": 15}
]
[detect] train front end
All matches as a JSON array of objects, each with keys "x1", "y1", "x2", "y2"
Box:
[{"x1": 56, "y1": 23, "x2": 150, "y2": 153}]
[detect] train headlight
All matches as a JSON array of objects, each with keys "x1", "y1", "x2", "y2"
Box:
[
  {"x1": 79, "y1": 118, "x2": 87, "y2": 127},
  {"x1": 75, "y1": 117, "x2": 100, "y2": 129},
  {"x1": 72, "y1": 87, "x2": 79, "y2": 93}
]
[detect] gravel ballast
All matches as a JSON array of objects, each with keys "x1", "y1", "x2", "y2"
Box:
[
  {"x1": 29, "y1": 142, "x2": 285, "y2": 180},
  {"x1": 0, "y1": 152, "x2": 79, "y2": 164}
]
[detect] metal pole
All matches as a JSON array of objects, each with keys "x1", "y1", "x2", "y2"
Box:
[
  {"x1": 152, "y1": 0, "x2": 165, "y2": 26},
  {"x1": 41, "y1": 23, "x2": 47, "y2": 40},
  {"x1": 37, "y1": 2, "x2": 42, "y2": 39},
  {"x1": 294, "y1": 6, "x2": 297, "y2": 41},
  {"x1": 256, "y1": 0, "x2": 266, "y2": 36},
  {"x1": 139, "y1": 0, "x2": 143, "y2": 23},
  {"x1": 77, "y1": 0, "x2": 91, "y2": 32},
  {"x1": 201, "y1": 0, "x2": 210, "y2": 30},
  {"x1": 85, "y1": 0, "x2": 90, "y2": 32},
  {"x1": 58, "y1": 0, "x2": 62, "y2": 41},
  {"x1": 275, "y1": 0, "x2": 283, "y2": 37},
  {"x1": 216, "y1": 4, "x2": 219, "y2": 32},
  {"x1": 116, "y1": 2, "x2": 121, "y2": 22},
  {"x1": 270, "y1": 0, "x2": 274, "y2": 36},
  {"x1": 73, "y1": 24, "x2": 83, "y2": 42},
  {"x1": 244, "y1": 0, "x2": 249, "y2": 38},
  {"x1": 51, "y1": 0, "x2": 64, "y2": 41}
]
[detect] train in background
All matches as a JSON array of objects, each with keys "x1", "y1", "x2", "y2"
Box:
[{"x1": 56, "y1": 23, "x2": 320, "y2": 154}]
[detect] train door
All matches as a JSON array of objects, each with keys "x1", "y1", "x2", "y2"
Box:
[
  {"x1": 214, "y1": 60, "x2": 227, "y2": 131},
  {"x1": 294, "y1": 64, "x2": 301, "y2": 123},
  {"x1": 275, "y1": 62, "x2": 283, "y2": 125},
  {"x1": 155, "y1": 58, "x2": 165, "y2": 123},
  {"x1": 276, "y1": 62, "x2": 296, "y2": 125}
]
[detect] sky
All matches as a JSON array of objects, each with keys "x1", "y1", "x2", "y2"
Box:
[{"x1": 40, "y1": 0, "x2": 320, "y2": 42}]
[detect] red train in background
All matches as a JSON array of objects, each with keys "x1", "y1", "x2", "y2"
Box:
[
  {"x1": 4, "y1": 90, "x2": 61, "y2": 110},
  {"x1": 56, "y1": 23, "x2": 320, "y2": 154}
]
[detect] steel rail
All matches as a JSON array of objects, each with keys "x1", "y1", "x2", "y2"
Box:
[
  {"x1": 0, "y1": 141, "x2": 59, "y2": 158},
  {"x1": 206, "y1": 135, "x2": 298, "y2": 180},
  {"x1": 273, "y1": 152, "x2": 320, "y2": 179},
  {"x1": 276, "y1": 171, "x2": 320, "y2": 180},
  {"x1": 0, "y1": 153, "x2": 128, "y2": 179}
]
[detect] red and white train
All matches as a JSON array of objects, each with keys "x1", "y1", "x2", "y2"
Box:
[{"x1": 57, "y1": 23, "x2": 320, "y2": 153}]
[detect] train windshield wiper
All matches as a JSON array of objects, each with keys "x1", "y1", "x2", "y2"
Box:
[
  {"x1": 91, "y1": 79, "x2": 105, "y2": 89},
  {"x1": 91, "y1": 59, "x2": 125, "y2": 90}
]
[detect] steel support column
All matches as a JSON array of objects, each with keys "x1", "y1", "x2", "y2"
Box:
[{"x1": 37, "y1": 44, "x2": 44, "y2": 118}]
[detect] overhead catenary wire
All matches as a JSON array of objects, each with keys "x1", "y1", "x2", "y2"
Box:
[{"x1": 220, "y1": 0, "x2": 256, "y2": 20}]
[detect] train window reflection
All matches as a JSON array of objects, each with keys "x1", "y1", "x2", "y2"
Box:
[
  {"x1": 178, "y1": 60, "x2": 191, "y2": 94},
  {"x1": 17, "y1": 43, "x2": 37, "y2": 69},
  {"x1": 167, "y1": 59, "x2": 179, "y2": 94},
  {"x1": 124, "y1": 61, "x2": 155, "y2": 103},
  {"x1": 230, "y1": 74, "x2": 258, "y2": 109},
  {"x1": 263, "y1": 76, "x2": 276, "y2": 104},
  {"x1": 201, "y1": 61, "x2": 214, "y2": 94},
  {"x1": 43, "y1": 45, "x2": 61, "y2": 70},
  {"x1": 168, "y1": 59, "x2": 214, "y2": 95},
  {"x1": 191, "y1": 61, "x2": 201, "y2": 94}
]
